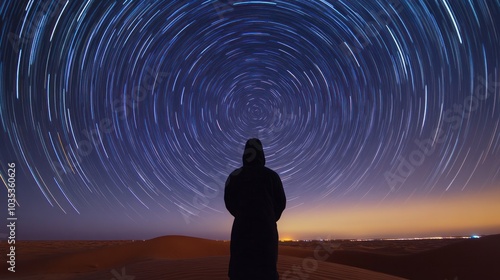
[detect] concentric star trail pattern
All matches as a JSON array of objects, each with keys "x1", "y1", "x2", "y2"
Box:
[{"x1": 1, "y1": 0, "x2": 499, "y2": 239}]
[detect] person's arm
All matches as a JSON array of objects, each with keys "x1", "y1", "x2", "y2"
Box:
[{"x1": 273, "y1": 172, "x2": 286, "y2": 221}]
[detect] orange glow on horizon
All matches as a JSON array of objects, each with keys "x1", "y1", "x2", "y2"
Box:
[
  {"x1": 279, "y1": 237, "x2": 294, "y2": 242},
  {"x1": 278, "y1": 188, "x2": 500, "y2": 240}
]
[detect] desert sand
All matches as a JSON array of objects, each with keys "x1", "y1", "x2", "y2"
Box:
[{"x1": 1, "y1": 234, "x2": 498, "y2": 279}]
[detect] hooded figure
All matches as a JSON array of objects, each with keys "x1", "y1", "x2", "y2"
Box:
[{"x1": 224, "y1": 138, "x2": 286, "y2": 280}]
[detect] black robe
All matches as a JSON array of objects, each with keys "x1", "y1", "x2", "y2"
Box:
[{"x1": 224, "y1": 139, "x2": 286, "y2": 280}]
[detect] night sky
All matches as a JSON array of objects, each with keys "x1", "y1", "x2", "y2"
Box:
[{"x1": 1, "y1": 0, "x2": 499, "y2": 241}]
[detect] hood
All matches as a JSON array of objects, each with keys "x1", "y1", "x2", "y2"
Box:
[{"x1": 242, "y1": 138, "x2": 265, "y2": 166}]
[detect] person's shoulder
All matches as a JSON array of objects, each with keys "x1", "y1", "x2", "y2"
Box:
[
  {"x1": 263, "y1": 166, "x2": 280, "y2": 177},
  {"x1": 229, "y1": 167, "x2": 243, "y2": 177}
]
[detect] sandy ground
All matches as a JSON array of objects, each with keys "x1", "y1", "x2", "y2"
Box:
[{"x1": 1, "y1": 234, "x2": 499, "y2": 279}]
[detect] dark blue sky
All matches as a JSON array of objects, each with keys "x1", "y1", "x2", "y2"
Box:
[{"x1": 1, "y1": 0, "x2": 499, "y2": 240}]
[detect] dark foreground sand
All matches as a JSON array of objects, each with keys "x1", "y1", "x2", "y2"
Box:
[{"x1": 1, "y1": 234, "x2": 498, "y2": 280}]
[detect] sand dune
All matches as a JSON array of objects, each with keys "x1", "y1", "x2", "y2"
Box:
[
  {"x1": 3, "y1": 234, "x2": 497, "y2": 279},
  {"x1": 20, "y1": 236, "x2": 231, "y2": 274},
  {"x1": 1, "y1": 235, "x2": 406, "y2": 280},
  {"x1": 7, "y1": 255, "x2": 405, "y2": 280},
  {"x1": 2, "y1": 257, "x2": 409, "y2": 280},
  {"x1": 327, "y1": 234, "x2": 500, "y2": 280}
]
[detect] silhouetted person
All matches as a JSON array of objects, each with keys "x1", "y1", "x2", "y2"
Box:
[{"x1": 224, "y1": 138, "x2": 286, "y2": 280}]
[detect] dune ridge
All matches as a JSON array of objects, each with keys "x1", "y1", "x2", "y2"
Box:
[
  {"x1": 6, "y1": 234, "x2": 499, "y2": 279},
  {"x1": 326, "y1": 234, "x2": 500, "y2": 279},
  {"x1": 1, "y1": 235, "x2": 407, "y2": 280},
  {"x1": 21, "y1": 235, "x2": 231, "y2": 273}
]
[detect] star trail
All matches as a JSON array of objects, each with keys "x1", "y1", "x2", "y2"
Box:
[{"x1": 1, "y1": 0, "x2": 499, "y2": 240}]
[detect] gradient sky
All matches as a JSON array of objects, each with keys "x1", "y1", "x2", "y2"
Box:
[{"x1": 1, "y1": 0, "x2": 499, "y2": 241}]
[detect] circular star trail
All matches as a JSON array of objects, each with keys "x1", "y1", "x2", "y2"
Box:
[{"x1": 1, "y1": 0, "x2": 499, "y2": 221}]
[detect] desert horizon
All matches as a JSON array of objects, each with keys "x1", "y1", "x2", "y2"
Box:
[
  {"x1": 3, "y1": 232, "x2": 490, "y2": 242},
  {"x1": 1, "y1": 233, "x2": 499, "y2": 279}
]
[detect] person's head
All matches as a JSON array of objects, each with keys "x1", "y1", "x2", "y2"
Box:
[{"x1": 242, "y1": 138, "x2": 265, "y2": 166}]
